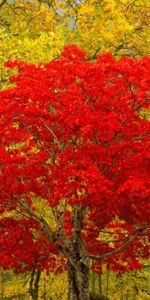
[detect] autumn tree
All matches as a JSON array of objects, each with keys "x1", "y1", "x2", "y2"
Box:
[
  {"x1": 0, "y1": 0, "x2": 64, "y2": 90},
  {"x1": 0, "y1": 0, "x2": 149, "y2": 74},
  {"x1": 35, "y1": 0, "x2": 150, "y2": 57},
  {"x1": 0, "y1": 46, "x2": 150, "y2": 300}
]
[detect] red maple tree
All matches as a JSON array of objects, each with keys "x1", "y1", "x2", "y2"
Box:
[{"x1": 0, "y1": 46, "x2": 150, "y2": 300}]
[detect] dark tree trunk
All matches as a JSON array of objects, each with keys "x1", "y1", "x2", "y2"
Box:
[
  {"x1": 79, "y1": 261, "x2": 90, "y2": 300},
  {"x1": 67, "y1": 205, "x2": 91, "y2": 300},
  {"x1": 67, "y1": 260, "x2": 80, "y2": 300},
  {"x1": 29, "y1": 269, "x2": 41, "y2": 300},
  {"x1": 67, "y1": 256, "x2": 91, "y2": 300}
]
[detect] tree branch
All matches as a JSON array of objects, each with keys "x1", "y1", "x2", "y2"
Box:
[
  {"x1": 89, "y1": 225, "x2": 150, "y2": 260},
  {"x1": 18, "y1": 197, "x2": 81, "y2": 271},
  {"x1": 39, "y1": 118, "x2": 62, "y2": 150},
  {"x1": 0, "y1": 0, "x2": 7, "y2": 9},
  {"x1": 18, "y1": 197, "x2": 55, "y2": 241}
]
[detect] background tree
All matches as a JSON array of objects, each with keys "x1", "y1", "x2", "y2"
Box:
[
  {"x1": 36, "y1": 0, "x2": 150, "y2": 57},
  {"x1": 0, "y1": 0, "x2": 150, "y2": 89},
  {"x1": 0, "y1": 0, "x2": 64, "y2": 89}
]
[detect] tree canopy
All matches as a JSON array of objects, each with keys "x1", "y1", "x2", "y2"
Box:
[{"x1": 0, "y1": 46, "x2": 149, "y2": 299}]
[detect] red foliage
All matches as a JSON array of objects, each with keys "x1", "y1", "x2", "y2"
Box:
[{"x1": 0, "y1": 45, "x2": 150, "y2": 274}]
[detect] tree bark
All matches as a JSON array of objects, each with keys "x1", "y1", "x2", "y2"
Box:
[
  {"x1": 67, "y1": 205, "x2": 91, "y2": 300},
  {"x1": 67, "y1": 258, "x2": 91, "y2": 300},
  {"x1": 29, "y1": 269, "x2": 41, "y2": 300},
  {"x1": 79, "y1": 260, "x2": 90, "y2": 300},
  {"x1": 68, "y1": 260, "x2": 80, "y2": 300}
]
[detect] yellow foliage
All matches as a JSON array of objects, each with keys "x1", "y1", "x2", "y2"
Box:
[
  {"x1": 66, "y1": 0, "x2": 150, "y2": 58},
  {"x1": 140, "y1": 109, "x2": 150, "y2": 121},
  {"x1": 0, "y1": 0, "x2": 64, "y2": 89},
  {"x1": 0, "y1": 0, "x2": 149, "y2": 71},
  {"x1": 0, "y1": 268, "x2": 68, "y2": 299}
]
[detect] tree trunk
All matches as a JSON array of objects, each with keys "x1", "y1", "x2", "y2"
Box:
[
  {"x1": 67, "y1": 258, "x2": 91, "y2": 300},
  {"x1": 79, "y1": 261, "x2": 90, "y2": 300},
  {"x1": 92, "y1": 269, "x2": 96, "y2": 294},
  {"x1": 67, "y1": 205, "x2": 91, "y2": 300},
  {"x1": 68, "y1": 260, "x2": 80, "y2": 300},
  {"x1": 29, "y1": 269, "x2": 41, "y2": 300},
  {"x1": 0, "y1": 268, "x2": 4, "y2": 299}
]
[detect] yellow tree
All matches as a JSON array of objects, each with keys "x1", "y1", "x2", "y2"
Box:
[
  {"x1": 0, "y1": 0, "x2": 64, "y2": 89},
  {"x1": 0, "y1": 0, "x2": 149, "y2": 65},
  {"x1": 37, "y1": 0, "x2": 150, "y2": 58}
]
